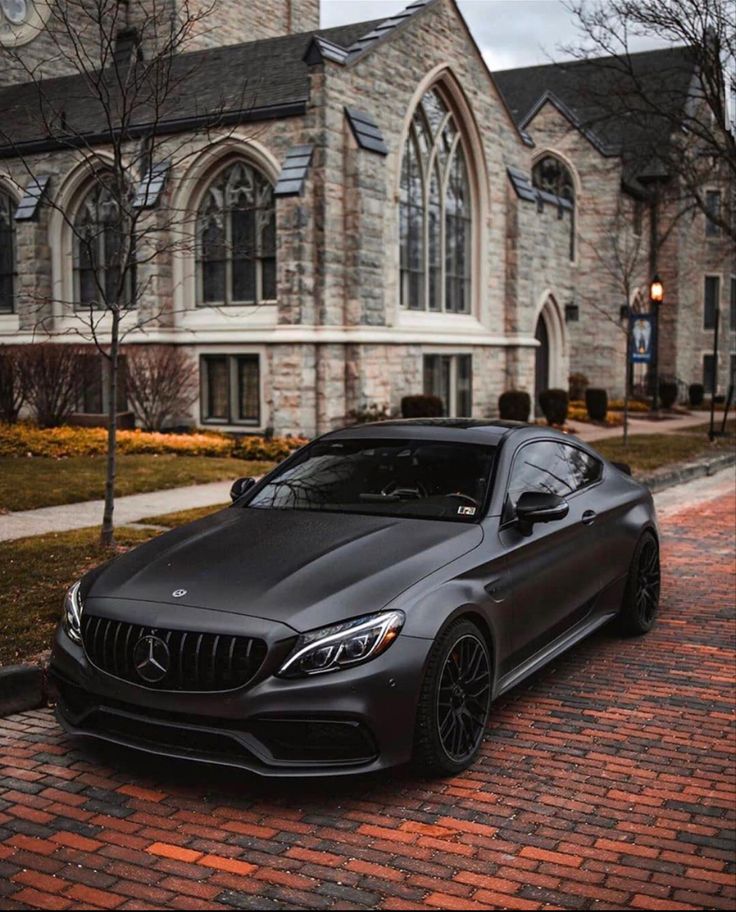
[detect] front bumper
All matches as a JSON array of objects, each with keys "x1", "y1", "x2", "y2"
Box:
[{"x1": 49, "y1": 622, "x2": 431, "y2": 777}]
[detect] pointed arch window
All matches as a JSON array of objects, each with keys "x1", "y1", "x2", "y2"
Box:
[
  {"x1": 532, "y1": 155, "x2": 576, "y2": 260},
  {"x1": 400, "y1": 87, "x2": 472, "y2": 313},
  {"x1": 73, "y1": 176, "x2": 130, "y2": 310},
  {"x1": 0, "y1": 190, "x2": 16, "y2": 314},
  {"x1": 196, "y1": 160, "x2": 276, "y2": 306}
]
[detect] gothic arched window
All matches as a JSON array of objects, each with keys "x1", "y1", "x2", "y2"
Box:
[
  {"x1": 400, "y1": 87, "x2": 472, "y2": 313},
  {"x1": 196, "y1": 160, "x2": 276, "y2": 306},
  {"x1": 0, "y1": 190, "x2": 16, "y2": 314},
  {"x1": 73, "y1": 177, "x2": 127, "y2": 310},
  {"x1": 532, "y1": 155, "x2": 576, "y2": 260}
]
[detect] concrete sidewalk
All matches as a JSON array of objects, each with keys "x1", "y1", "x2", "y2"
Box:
[
  {"x1": 569, "y1": 409, "x2": 715, "y2": 442},
  {"x1": 0, "y1": 480, "x2": 231, "y2": 542}
]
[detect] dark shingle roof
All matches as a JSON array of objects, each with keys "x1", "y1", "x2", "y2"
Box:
[
  {"x1": 0, "y1": 20, "x2": 382, "y2": 155},
  {"x1": 494, "y1": 46, "x2": 698, "y2": 165}
]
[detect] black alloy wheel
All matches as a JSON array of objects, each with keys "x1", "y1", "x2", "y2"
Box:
[
  {"x1": 619, "y1": 531, "x2": 661, "y2": 635},
  {"x1": 413, "y1": 620, "x2": 492, "y2": 776}
]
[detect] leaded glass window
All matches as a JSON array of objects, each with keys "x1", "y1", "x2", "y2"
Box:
[
  {"x1": 0, "y1": 190, "x2": 16, "y2": 314},
  {"x1": 400, "y1": 87, "x2": 472, "y2": 313},
  {"x1": 196, "y1": 161, "x2": 276, "y2": 306},
  {"x1": 73, "y1": 178, "x2": 128, "y2": 310},
  {"x1": 200, "y1": 354, "x2": 260, "y2": 426},
  {"x1": 532, "y1": 155, "x2": 576, "y2": 260}
]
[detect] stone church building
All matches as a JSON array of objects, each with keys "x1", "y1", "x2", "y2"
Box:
[{"x1": 0, "y1": 0, "x2": 732, "y2": 436}]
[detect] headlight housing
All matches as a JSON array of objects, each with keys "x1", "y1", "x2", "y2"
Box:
[
  {"x1": 278, "y1": 610, "x2": 405, "y2": 678},
  {"x1": 62, "y1": 581, "x2": 83, "y2": 644}
]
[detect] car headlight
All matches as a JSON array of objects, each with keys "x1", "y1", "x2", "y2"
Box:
[
  {"x1": 278, "y1": 610, "x2": 405, "y2": 678},
  {"x1": 62, "y1": 581, "x2": 83, "y2": 644}
]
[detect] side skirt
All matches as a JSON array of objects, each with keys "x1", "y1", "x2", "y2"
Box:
[{"x1": 496, "y1": 610, "x2": 618, "y2": 697}]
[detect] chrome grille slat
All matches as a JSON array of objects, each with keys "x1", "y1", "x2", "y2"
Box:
[{"x1": 81, "y1": 614, "x2": 266, "y2": 692}]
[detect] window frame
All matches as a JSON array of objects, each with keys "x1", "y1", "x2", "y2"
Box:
[
  {"x1": 200, "y1": 353, "x2": 261, "y2": 427},
  {"x1": 423, "y1": 353, "x2": 473, "y2": 417},
  {"x1": 195, "y1": 159, "x2": 276, "y2": 308},
  {"x1": 0, "y1": 187, "x2": 17, "y2": 315},
  {"x1": 399, "y1": 85, "x2": 473, "y2": 315},
  {"x1": 704, "y1": 189, "x2": 721, "y2": 238},
  {"x1": 501, "y1": 438, "x2": 604, "y2": 527},
  {"x1": 703, "y1": 275, "x2": 721, "y2": 331},
  {"x1": 702, "y1": 352, "x2": 717, "y2": 395}
]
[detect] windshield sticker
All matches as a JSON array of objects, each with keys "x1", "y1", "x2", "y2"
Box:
[{"x1": 458, "y1": 506, "x2": 476, "y2": 516}]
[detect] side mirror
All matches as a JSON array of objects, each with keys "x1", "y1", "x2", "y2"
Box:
[
  {"x1": 230, "y1": 476, "x2": 256, "y2": 502},
  {"x1": 515, "y1": 491, "x2": 569, "y2": 535}
]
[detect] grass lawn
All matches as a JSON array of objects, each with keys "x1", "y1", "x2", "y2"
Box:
[
  {"x1": 594, "y1": 430, "x2": 734, "y2": 475},
  {"x1": 146, "y1": 503, "x2": 228, "y2": 527},
  {"x1": 0, "y1": 455, "x2": 273, "y2": 513}
]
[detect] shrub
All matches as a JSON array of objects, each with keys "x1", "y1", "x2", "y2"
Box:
[
  {"x1": 568, "y1": 372, "x2": 589, "y2": 401},
  {"x1": 0, "y1": 423, "x2": 308, "y2": 461},
  {"x1": 498, "y1": 390, "x2": 531, "y2": 422},
  {"x1": 538, "y1": 388, "x2": 569, "y2": 426},
  {"x1": 659, "y1": 380, "x2": 678, "y2": 409},
  {"x1": 347, "y1": 402, "x2": 391, "y2": 424},
  {"x1": 19, "y1": 343, "x2": 87, "y2": 428},
  {"x1": 0, "y1": 345, "x2": 27, "y2": 423},
  {"x1": 124, "y1": 345, "x2": 199, "y2": 431},
  {"x1": 688, "y1": 383, "x2": 705, "y2": 407},
  {"x1": 585, "y1": 388, "x2": 608, "y2": 422},
  {"x1": 401, "y1": 395, "x2": 443, "y2": 418}
]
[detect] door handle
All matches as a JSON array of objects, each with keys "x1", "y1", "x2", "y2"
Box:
[{"x1": 581, "y1": 510, "x2": 597, "y2": 526}]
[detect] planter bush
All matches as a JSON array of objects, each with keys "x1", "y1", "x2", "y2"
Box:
[
  {"x1": 538, "y1": 388, "x2": 569, "y2": 426},
  {"x1": 401, "y1": 395, "x2": 444, "y2": 418},
  {"x1": 498, "y1": 390, "x2": 531, "y2": 422},
  {"x1": 659, "y1": 380, "x2": 678, "y2": 409},
  {"x1": 585, "y1": 388, "x2": 608, "y2": 422},
  {"x1": 688, "y1": 383, "x2": 704, "y2": 407},
  {"x1": 568, "y1": 372, "x2": 589, "y2": 402}
]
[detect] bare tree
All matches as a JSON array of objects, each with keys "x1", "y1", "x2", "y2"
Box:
[
  {"x1": 18, "y1": 342, "x2": 87, "y2": 428},
  {"x1": 564, "y1": 0, "x2": 736, "y2": 240},
  {"x1": 0, "y1": 0, "x2": 260, "y2": 545},
  {"x1": 125, "y1": 344, "x2": 198, "y2": 431},
  {"x1": 0, "y1": 344, "x2": 27, "y2": 423}
]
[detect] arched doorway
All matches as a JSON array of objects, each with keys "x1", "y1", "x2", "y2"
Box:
[{"x1": 535, "y1": 315, "x2": 550, "y2": 405}]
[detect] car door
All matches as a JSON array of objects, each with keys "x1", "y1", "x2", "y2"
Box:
[{"x1": 497, "y1": 439, "x2": 604, "y2": 670}]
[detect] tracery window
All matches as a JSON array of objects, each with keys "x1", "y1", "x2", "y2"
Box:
[
  {"x1": 73, "y1": 177, "x2": 128, "y2": 310},
  {"x1": 196, "y1": 161, "x2": 276, "y2": 306},
  {"x1": 400, "y1": 87, "x2": 472, "y2": 313},
  {"x1": 532, "y1": 155, "x2": 576, "y2": 260},
  {"x1": 0, "y1": 190, "x2": 16, "y2": 314}
]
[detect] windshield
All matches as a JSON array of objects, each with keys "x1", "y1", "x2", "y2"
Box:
[{"x1": 246, "y1": 438, "x2": 495, "y2": 522}]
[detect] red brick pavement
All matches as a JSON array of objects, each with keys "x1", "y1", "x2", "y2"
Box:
[{"x1": 1, "y1": 495, "x2": 734, "y2": 911}]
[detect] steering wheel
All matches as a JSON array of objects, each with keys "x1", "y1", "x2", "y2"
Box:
[{"x1": 380, "y1": 480, "x2": 428, "y2": 499}]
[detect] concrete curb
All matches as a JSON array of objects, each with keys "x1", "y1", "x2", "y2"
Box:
[
  {"x1": 639, "y1": 450, "x2": 736, "y2": 493},
  {"x1": 0, "y1": 664, "x2": 46, "y2": 716}
]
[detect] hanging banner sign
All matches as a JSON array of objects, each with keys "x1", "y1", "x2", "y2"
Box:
[{"x1": 630, "y1": 314, "x2": 654, "y2": 363}]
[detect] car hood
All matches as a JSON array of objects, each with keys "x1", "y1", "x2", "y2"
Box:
[{"x1": 86, "y1": 506, "x2": 483, "y2": 632}]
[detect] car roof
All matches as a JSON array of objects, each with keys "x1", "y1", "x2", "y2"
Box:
[{"x1": 321, "y1": 418, "x2": 546, "y2": 446}]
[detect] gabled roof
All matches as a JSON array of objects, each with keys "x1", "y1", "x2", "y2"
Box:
[
  {"x1": 494, "y1": 45, "x2": 699, "y2": 175},
  {"x1": 0, "y1": 19, "x2": 383, "y2": 155}
]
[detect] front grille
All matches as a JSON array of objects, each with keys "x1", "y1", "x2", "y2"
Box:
[{"x1": 81, "y1": 614, "x2": 267, "y2": 691}]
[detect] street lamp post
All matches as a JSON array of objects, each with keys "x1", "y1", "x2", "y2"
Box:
[{"x1": 649, "y1": 274, "x2": 664, "y2": 412}]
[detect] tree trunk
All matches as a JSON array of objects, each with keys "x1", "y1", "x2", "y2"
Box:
[
  {"x1": 100, "y1": 311, "x2": 121, "y2": 548},
  {"x1": 623, "y1": 326, "x2": 630, "y2": 448}
]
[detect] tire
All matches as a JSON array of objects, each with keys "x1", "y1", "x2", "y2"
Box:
[
  {"x1": 412, "y1": 619, "x2": 492, "y2": 777},
  {"x1": 618, "y1": 531, "x2": 661, "y2": 636}
]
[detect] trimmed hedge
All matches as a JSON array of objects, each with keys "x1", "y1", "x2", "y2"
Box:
[
  {"x1": 538, "y1": 388, "x2": 569, "y2": 426},
  {"x1": 401, "y1": 395, "x2": 444, "y2": 418},
  {"x1": 688, "y1": 383, "x2": 705, "y2": 407},
  {"x1": 585, "y1": 388, "x2": 608, "y2": 422},
  {"x1": 0, "y1": 424, "x2": 308, "y2": 461},
  {"x1": 659, "y1": 380, "x2": 678, "y2": 409},
  {"x1": 498, "y1": 390, "x2": 531, "y2": 422}
]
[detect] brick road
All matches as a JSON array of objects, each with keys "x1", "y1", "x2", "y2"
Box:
[{"x1": 1, "y1": 493, "x2": 734, "y2": 911}]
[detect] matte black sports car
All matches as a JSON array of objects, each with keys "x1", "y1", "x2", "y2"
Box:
[{"x1": 50, "y1": 420, "x2": 660, "y2": 777}]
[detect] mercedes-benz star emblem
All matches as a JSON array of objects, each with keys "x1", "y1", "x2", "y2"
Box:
[
  {"x1": 133, "y1": 635, "x2": 170, "y2": 684},
  {"x1": 172, "y1": 589, "x2": 187, "y2": 598}
]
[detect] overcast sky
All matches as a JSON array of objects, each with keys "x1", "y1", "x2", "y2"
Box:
[{"x1": 320, "y1": 0, "x2": 670, "y2": 71}]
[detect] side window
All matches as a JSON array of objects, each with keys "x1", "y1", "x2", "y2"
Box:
[{"x1": 505, "y1": 441, "x2": 602, "y2": 516}]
